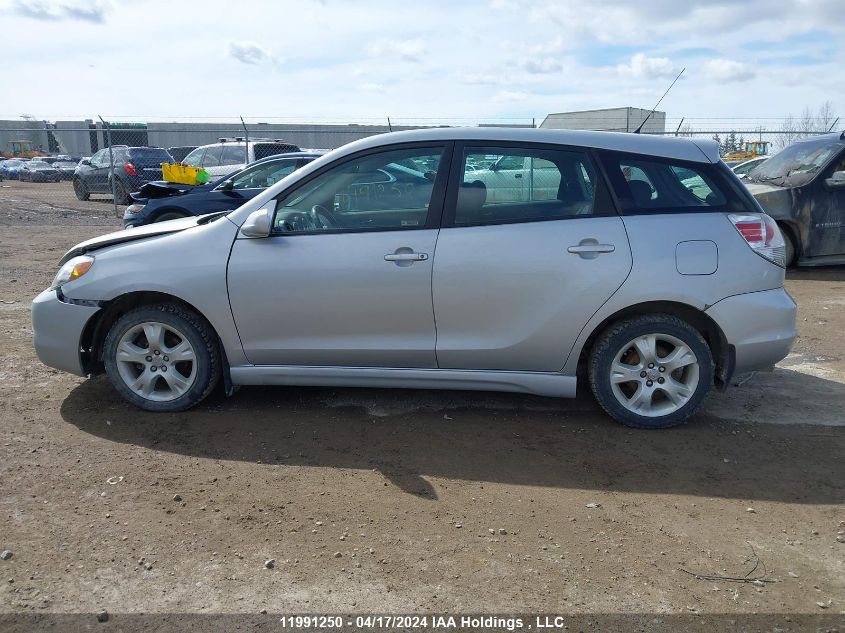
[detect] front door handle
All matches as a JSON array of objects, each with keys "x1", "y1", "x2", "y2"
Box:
[
  {"x1": 568, "y1": 240, "x2": 615, "y2": 259},
  {"x1": 384, "y1": 252, "x2": 428, "y2": 261}
]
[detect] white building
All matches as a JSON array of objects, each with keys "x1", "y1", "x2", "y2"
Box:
[{"x1": 539, "y1": 107, "x2": 666, "y2": 134}]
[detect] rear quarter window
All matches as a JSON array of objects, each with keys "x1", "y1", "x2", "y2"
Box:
[
  {"x1": 598, "y1": 150, "x2": 744, "y2": 214},
  {"x1": 253, "y1": 143, "x2": 300, "y2": 160}
]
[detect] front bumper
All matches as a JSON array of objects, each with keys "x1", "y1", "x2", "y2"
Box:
[
  {"x1": 32, "y1": 289, "x2": 101, "y2": 376},
  {"x1": 705, "y1": 287, "x2": 797, "y2": 375}
]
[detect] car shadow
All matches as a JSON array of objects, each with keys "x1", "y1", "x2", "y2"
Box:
[
  {"x1": 787, "y1": 265, "x2": 845, "y2": 281},
  {"x1": 60, "y1": 368, "x2": 844, "y2": 504}
]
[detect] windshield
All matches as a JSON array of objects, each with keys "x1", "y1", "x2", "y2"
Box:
[{"x1": 748, "y1": 137, "x2": 845, "y2": 186}]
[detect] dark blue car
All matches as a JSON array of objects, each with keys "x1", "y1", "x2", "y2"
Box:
[{"x1": 123, "y1": 152, "x2": 321, "y2": 228}]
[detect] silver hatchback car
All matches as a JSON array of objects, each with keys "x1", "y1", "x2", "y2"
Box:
[{"x1": 32, "y1": 128, "x2": 797, "y2": 428}]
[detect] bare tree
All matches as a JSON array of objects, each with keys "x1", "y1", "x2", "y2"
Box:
[
  {"x1": 776, "y1": 102, "x2": 838, "y2": 149},
  {"x1": 817, "y1": 100, "x2": 837, "y2": 132}
]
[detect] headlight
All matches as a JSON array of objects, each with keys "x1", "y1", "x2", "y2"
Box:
[
  {"x1": 126, "y1": 203, "x2": 145, "y2": 214},
  {"x1": 50, "y1": 255, "x2": 94, "y2": 290}
]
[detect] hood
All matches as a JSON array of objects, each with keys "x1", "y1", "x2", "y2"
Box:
[
  {"x1": 744, "y1": 182, "x2": 785, "y2": 196},
  {"x1": 59, "y1": 214, "x2": 209, "y2": 265},
  {"x1": 131, "y1": 180, "x2": 215, "y2": 201}
]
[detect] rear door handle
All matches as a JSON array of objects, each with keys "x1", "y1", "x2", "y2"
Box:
[
  {"x1": 568, "y1": 241, "x2": 615, "y2": 259},
  {"x1": 384, "y1": 252, "x2": 428, "y2": 262}
]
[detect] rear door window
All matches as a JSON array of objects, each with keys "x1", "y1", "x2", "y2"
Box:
[
  {"x1": 452, "y1": 146, "x2": 597, "y2": 226},
  {"x1": 599, "y1": 151, "x2": 731, "y2": 213}
]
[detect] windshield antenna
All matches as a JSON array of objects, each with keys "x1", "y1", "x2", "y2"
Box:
[{"x1": 633, "y1": 67, "x2": 685, "y2": 134}]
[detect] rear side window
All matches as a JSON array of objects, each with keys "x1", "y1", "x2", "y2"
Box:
[
  {"x1": 254, "y1": 143, "x2": 299, "y2": 160},
  {"x1": 453, "y1": 146, "x2": 597, "y2": 226},
  {"x1": 221, "y1": 145, "x2": 247, "y2": 166},
  {"x1": 599, "y1": 150, "x2": 734, "y2": 213}
]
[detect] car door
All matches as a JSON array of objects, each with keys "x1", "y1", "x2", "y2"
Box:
[
  {"x1": 432, "y1": 142, "x2": 632, "y2": 372},
  {"x1": 809, "y1": 152, "x2": 845, "y2": 258},
  {"x1": 83, "y1": 150, "x2": 109, "y2": 191},
  {"x1": 227, "y1": 143, "x2": 451, "y2": 367}
]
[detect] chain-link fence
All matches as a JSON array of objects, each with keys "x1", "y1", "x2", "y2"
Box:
[{"x1": 0, "y1": 114, "x2": 840, "y2": 228}]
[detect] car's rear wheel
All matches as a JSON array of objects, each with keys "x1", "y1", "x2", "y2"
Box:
[
  {"x1": 588, "y1": 314, "x2": 713, "y2": 429},
  {"x1": 113, "y1": 179, "x2": 130, "y2": 205},
  {"x1": 103, "y1": 304, "x2": 221, "y2": 412},
  {"x1": 155, "y1": 211, "x2": 188, "y2": 223},
  {"x1": 73, "y1": 178, "x2": 89, "y2": 201}
]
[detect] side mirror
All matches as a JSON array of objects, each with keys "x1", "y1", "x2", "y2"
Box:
[
  {"x1": 80, "y1": 158, "x2": 91, "y2": 166},
  {"x1": 824, "y1": 171, "x2": 845, "y2": 191},
  {"x1": 219, "y1": 179, "x2": 234, "y2": 191},
  {"x1": 239, "y1": 206, "x2": 272, "y2": 238}
]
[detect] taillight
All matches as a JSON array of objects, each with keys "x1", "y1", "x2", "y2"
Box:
[
  {"x1": 123, "y1": 162, "x2": 137, "y2": 177},
  {"x1": 727, "y1": 213, "x2": 786, "y2": 268}
]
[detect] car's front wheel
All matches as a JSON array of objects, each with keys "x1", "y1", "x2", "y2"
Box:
[
  {"x1": 103, "y1": 304, "x2": 221, "y2": 412},
  {"x1": 588, "y1": 314, "x2": 713, "y2": 429},
  {"x1": 155, "y1": 211, "x2": 188, "y2": 223}
]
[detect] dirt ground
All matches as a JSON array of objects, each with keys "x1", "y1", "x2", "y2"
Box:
[{"x1": 0, "y1": 180, "x2": 843, "y2": 628}]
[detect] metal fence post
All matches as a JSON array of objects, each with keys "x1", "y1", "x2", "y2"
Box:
[
  {"x1": 240, "y1": 116, "x2": 249, "y2": 165},
  {"x1": 98, "y1": 115, "x2": 118, "y2": 218}
]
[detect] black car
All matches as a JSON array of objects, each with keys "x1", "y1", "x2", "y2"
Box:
[
  {"x1": 73, "y1": 146, "x2": 174, "y2": 204},
  {"x1": 124, "y1": 152, "x2": 321, "y2": 228},
  {"x1": 167, "y1": 146, "x2": 198, "y2": 163},
  {"x1": 744, "y1": 131, "x2": 845, "y2": 267},
  {"x1": 52, "y1": 160, "x2": 79, "y2": 180},
  {"x1": 19, "y1": 160, "x2": 62, "y2": 182}
]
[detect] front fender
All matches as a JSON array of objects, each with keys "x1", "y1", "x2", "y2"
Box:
[{"x1": 58, "y1": 217, "x2": 247, "y2": 366}]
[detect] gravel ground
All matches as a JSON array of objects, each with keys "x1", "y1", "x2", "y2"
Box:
[{"x1": 0, "y1": 180, "x2": 843, "y2": 629}]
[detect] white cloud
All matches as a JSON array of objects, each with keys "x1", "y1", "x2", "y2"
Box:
[
  {"x1": 366, "y1": 38, "x2": 426, "y2": 62},
  {"x1": 493, "y1": 90, "x2": 530, "y2": 102},
  {"x1": 227, "y1": 42, "x2": 276, "y2": 65},
  {"x1": 616, "y1": 53, "x2": 678, "y2": 79},
  {"x1": 359, "y1": 82, "x2": 385, "y2": 93},
  {"x1": 702, "y1": 58, "x2": 756, "y2": 82},
  {"x1": 522, "y1": 57, "x2": 563, "y2": 74},
  {"x1": 528, "y1": 36, "x2": 566, "y2": 55},
  {"x1": 7, "y1": 0, "x2": 110, "y2": 23},
  {"x1": 457, "y1": 72, "x2": 505, "y2": 86}
]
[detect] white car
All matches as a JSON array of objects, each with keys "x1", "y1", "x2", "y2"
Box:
[
  {"x1": 732, "y1": 156, "x2": 768, "y2": 179},
  {"x1": 181, "y1": 138, "x2": 300, "y2": 179}
]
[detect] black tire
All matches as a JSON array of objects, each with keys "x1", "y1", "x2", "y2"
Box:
[
  {"x1": 113, "y1": 179, "x2": 131, "y2": 205},
  {"x1": 780, "y1": 224, "x2": 797, "y2": 268},
  {"x1": 103, "y1": 304, "x2": 221, "y2": 412},
  {"x1": 588, "y1": 314, "x2": 713, "y2": 429},
  {"x1": 155, "y1": 211, "x2": 188, "y2": 223},
  {"x1": 73, "y1": 178, "x2": 89, "y2": 201}
]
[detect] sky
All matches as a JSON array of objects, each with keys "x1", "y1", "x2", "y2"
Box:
[{"x1": 0, "y1": 0, "x2": 843, "y2": 128}]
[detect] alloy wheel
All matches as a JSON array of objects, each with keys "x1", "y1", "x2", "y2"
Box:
[
  {"x1": 609, "y1": 333, "x2": 700, "y2": 418},
  {"x1": 114, "y1": 321, "x2": 197, "y2": 402}
]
